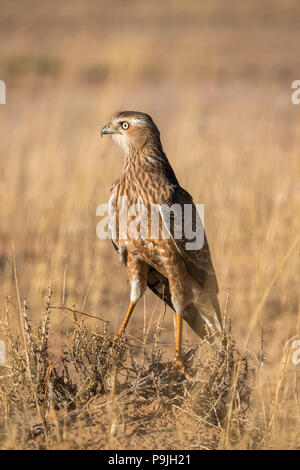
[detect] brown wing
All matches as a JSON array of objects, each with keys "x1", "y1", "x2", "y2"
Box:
[{"x1": 159, "y1": 186, "x2": 219, "y2": 296}]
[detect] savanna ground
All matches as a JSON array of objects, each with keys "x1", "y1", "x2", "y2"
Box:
[{"x1": 0, "y1": 0, "x2": 299, "y2": 450}]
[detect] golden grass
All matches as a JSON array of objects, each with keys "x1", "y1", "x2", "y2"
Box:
[{"x1": 0, "y1": 0, "x2": 299, "y2": 449}]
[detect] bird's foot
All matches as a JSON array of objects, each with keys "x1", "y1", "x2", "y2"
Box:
[
  {"x1": 172, "y1": 355, "x2": 190, "y2": 380},
  {"x1": 113, "y1": 327, "x2": 125, "y2": 341}
]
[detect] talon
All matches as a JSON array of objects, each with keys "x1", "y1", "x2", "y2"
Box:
[
  {"x1": 173, "y1": 356, "x2": 190, "y2": 379},
  {"x1": 173, "y1": 356, "x2": 183, "y2": 368}
]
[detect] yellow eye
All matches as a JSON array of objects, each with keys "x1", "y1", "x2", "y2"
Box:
[{"x1": 122, "y1": 122, "x2": 129, "y2": 130}]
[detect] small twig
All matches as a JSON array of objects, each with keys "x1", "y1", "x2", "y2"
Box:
[
  {"x1": 61, "y1": 264, "x2": 68, "y2": 307},
  {"x1": 49, "y1": 305, "x2": 107, "y2": 323},
  {"x1": 172, "y1": 404, "x2": 221, "y2": 430},
  {"x1": 82, "y1": 266, "x2": 97, "y2": 311}
]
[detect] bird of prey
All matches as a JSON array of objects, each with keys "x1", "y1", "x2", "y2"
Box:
[{"x1": 101, "y1": 111, "x2": 222, "y2": 370}]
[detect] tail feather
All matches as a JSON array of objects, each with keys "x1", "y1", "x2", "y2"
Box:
[
  {"x1": 184, "y1": 295, "x2": 223, "y2": 339},
  {"x1": 184, "y1": 304, "x2": 207, "y2": 338}
]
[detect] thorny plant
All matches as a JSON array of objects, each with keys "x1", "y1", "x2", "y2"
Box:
[{"x1": 0, "y1": 288, "x2": 251, "y2": 448}]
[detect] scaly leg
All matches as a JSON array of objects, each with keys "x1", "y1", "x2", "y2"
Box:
[
  {"x1": 174, "y1": 312, "x2": 183, "y2": 367},
  {"x1": 115, "y1": 300, "x2": 137, "y2": 338},
  {"x1": 115, "y1": 254, "x2": 148, "y2": 338},
  {"x1": 173, "y1": 312, "x2": 190, "y2": 378}
]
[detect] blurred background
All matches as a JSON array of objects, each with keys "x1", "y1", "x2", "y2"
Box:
[{"x1": 0, "y1": 0, "x2": 299, "y2": 419}]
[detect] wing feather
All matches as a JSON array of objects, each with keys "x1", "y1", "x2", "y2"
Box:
[{"x1": 159, "y1": 186, "x2": 219, "y2": 296}]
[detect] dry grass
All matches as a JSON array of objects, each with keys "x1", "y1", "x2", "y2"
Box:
[
  {"x1": 0, "y1": 0, "x2": 299, "y2": 449},
  {"x1": 0, "y1": 294, "x2": 250, "y2": 449}
]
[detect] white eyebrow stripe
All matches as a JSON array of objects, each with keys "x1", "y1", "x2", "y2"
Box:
[{"x1": 130, "y1": 118, "x2": 148, "y2": 126}]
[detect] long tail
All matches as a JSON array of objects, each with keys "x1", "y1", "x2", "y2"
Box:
[
  {"x1": 146, "y1": 268, "x2": 223, "y2": 338},
  {"x1": 184, "y1": 294, "x2": 222, "y2": 338}
]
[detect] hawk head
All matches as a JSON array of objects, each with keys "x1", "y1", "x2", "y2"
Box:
[{"x1": 101, "y1": 111, "x2": 161, "y2": 155}]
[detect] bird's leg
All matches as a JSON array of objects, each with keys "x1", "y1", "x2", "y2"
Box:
[
  {"x1": 173, "y1": 312, "x2": 184, "y2": 368},
  {"x1": 114, "y1": 254, "x2": 148, "y2": 339},
  {"x1": 115, "y1": 300, "x2": 137, "y2": 338},
  {"x1": 165, "y1": 266, "x2": 190, "y2": 377},
  {"x1": 173, "y1": 311, "x2": 190, "y2": 378}
]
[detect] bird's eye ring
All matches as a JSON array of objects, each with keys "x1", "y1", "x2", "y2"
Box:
[{"x1": 121, "y1": 122, "x2": 129, "y2": 130}]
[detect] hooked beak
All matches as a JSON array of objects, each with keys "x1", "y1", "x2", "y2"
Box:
[{"x1": 101, "y1": 124, "x2": 117, "y2": 137}]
